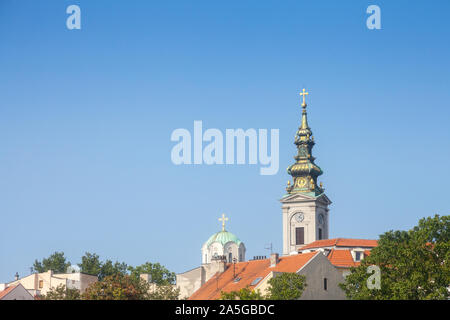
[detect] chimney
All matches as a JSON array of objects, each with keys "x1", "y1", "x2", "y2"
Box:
[
  {"x1": 210, "y1": 258, "x2": 227, "y2": 274},
  {"x1": 14, "y1": 272, "x2": 19, "y2": 281},
  {"x1": 270, "y1": 253, "x2": 279, "y2": 267}
]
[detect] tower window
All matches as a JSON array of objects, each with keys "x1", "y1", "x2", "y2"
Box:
[
  {"x1": 324, "y1": 278, "x2": 328, "y2": 291},
  {"x1": 318, "y1": 228, "x2": 322, "y2": 240},
  {"x1": 295, "y1": 227, "x2": 304, "y2": 245}
]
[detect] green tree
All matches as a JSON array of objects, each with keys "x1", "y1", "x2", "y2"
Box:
[
  {"x1": 148, "y1": 284, "x2": 180, "y2": 300},
  {"x1": 78, "y1": 252, "x2": 127, "y2": 280},
  {"x1": 266, "y1": 272, "x2": 307, "y2": 300},
  {"x1": 32, "y1": 252, "x2": 71, "y2": 274},
  {"x1": 340, "y1": 214, "x2": 450, "y2": 300},
  {"x1": 82, "y1": 274, "x2": 150, "y2": 300},
  {"x1": 128, "y1": 262, "x2": 176, "y2": 285},
  {"x1": 78, "y1": 252, "x2": 102, "y2": 276},
  {"x1": 100, "y1": 260, "x2": 128, "y2": 280},
  {"x1": 220, "y1": 287, "x2": 265, "y2": 300},
  {"x1": 39, "y1": 284, "x2": 81, "y2": 300}
]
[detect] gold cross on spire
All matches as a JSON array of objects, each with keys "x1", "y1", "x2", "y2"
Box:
[
  {"x1": 299, "y1": 88, "x2": 309, "y2": 107},
  {"x1": 218, "y1": 213, "x2": 228, "y2": 231}
]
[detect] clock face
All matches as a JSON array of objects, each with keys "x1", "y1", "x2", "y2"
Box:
[
  {"x1": 318, "y1": 214, "x2": 324, "y2": 225},
  {"x1": 295, "y1": 178, "x2": 307, "y2": 188},
  {"x1": 295, "y1": 213, "x2": 304, "y2": 223}
]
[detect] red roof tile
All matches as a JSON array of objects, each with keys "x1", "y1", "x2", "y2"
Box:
[
  {"x1": 327, "y1": 249, "x2": 360, "y2": 268},
  {"x1": 189, "y1": 252, "x2": 318, "y2": 300},
  {"x1": 299, "y1": 238, "x2": 378, "y2": 250},
  {"x1": 0, "y1": 285, "x2": 17, "y2": 299}
]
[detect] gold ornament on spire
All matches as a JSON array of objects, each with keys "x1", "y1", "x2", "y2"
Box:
[
  {"x1": 218, "y1": 213, "x2": 228, "y2": 232},
  {"x1": 287, "y1": 88, "x2": 324, "y2": 196},
  {"x1": 299, "y1": 88, "x2": 309, "y2": 107}
]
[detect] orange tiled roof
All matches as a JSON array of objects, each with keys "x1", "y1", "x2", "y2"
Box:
[
  {"x1": 299, "y1": 238, "x2": 378, "y2": 250},
  {"x1": 189, "y1": 252, "x2": 318, "y2": 300},
  {"x1": 327, "y1": 249, "x2": 359, "y2": 268},
  {"x1": 0, "y1": 285, "x2": 17, "y2": 299}
]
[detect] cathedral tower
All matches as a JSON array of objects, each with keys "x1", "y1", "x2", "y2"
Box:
[{"x1": 281, "y1": 89, "x2": 331, "y2": 255}]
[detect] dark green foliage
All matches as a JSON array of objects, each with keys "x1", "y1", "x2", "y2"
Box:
[
  {"x1": 220, "y1": 287, "x2": 265, "y2": 300},
  {"x1": 340, "y1": 215, "x2": 450, "y2": 300},
  {"x1": 39, "y1": 284, "x2": 81, "y2": 300},
  {"x1": 266, "y1": 272, "x2": 307, "y2": 300},
  {"x1": 78, "y1": 252, "x2": 127, "y2": 280},
  {"x1": 32, "y1": 252, "x2": 71, "y2": 274},
  {"x1": 128, "y1": 262, "x2": 176, "y2": 285}
]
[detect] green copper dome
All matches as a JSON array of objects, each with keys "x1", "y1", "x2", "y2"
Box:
[{"x1": 205, "y1": 230, "x2": 242, "y2": 248}]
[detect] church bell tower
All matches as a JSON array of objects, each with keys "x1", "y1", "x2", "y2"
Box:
[{"x1": 281, "y1": 89, "x2": 331, "y2": 255}]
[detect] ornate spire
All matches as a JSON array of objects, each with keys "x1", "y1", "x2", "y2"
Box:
[{"x1": 286, "y1": 89, "x2": 324, "y2": 195}]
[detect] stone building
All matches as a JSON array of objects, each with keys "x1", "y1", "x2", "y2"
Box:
[
  {"x1": 1, "y1": 270, "x2": 98, "y2": 297},
  {"x1": 177, "y1": 214, "x2": 246, "y2": 299},
  {"x1": 189, "y1": 252, "x2": 346, "y2": 300},
  {"x1": 177, "y1": 89, "x2": 377, "y2": 299}
]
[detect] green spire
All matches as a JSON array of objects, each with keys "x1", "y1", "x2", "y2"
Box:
[{"x1": 286, "y1": 89, "x2": 324, "y2": 196}]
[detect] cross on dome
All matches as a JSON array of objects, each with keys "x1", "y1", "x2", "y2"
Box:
[{"x1": 218, "y1": 213, "x2": 228, "y2": 231}]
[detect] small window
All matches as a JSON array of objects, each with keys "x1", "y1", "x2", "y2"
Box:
[
  {"x1": 39, "y1": 280, "x2": 43, "y2": 289},
  {"x1": 233, "y1": 277, "x2": 241, "y2": 283},
  {"x1": 318, "y1": 228, "x2": 323, "y2": 240},
  {"x1": 250, "y1": 277, "x2": 263, "y2": 286},
  {"x1": 228, "y1": 252, "x2": 232, "y2": 263},
  {"x1": 355, "y1": 251, "x2": 361, "y2": 261},
  {"x1": 323, "y1": 278, "x2": 328, "y2": 291}
]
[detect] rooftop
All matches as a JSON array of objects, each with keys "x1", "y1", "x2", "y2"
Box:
[
  {"x1": 189, "y1": 252, "x2": 318, "y2": 300},
  {"x1": 299, "y1": 238, "x2": 378, "y2": 251},
  {"x1": 0, "y1": 285, "x2": 17, "y2": 299}
]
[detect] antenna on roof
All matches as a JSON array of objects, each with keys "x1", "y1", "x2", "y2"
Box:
[{"x1": 264, "y1": 243, "x2": 273, "y2": 254}]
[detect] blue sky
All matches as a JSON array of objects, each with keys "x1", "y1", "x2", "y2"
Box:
[{"x1": 0, "y1": 0, "x2": 449, "y2": 283}]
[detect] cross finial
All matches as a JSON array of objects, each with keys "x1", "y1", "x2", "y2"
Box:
[
  {"x1": 218, "y1": 213, "x2": 228, "y2": 231},
  {"x1": 299, "y1": 88, "x2": 309, "y2": 107}
]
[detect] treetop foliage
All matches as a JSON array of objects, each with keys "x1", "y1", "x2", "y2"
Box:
[{"x1": 340, "y1": 214, "x2": 449, "y2": 300}]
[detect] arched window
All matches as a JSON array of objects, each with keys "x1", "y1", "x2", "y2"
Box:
[{"x1": 228, "y1": 252, "x2": 232, "y2": 263}]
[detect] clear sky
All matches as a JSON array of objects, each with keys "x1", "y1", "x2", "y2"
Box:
[{"x1": 0, "y1": 0, "x2": 449, "y2": 283}]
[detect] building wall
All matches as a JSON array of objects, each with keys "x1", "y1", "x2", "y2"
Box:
[
  {"x1": 54, "y1": 273, "x2": 98, "y2": 293},
  {"x1": 6, "y1": 273, "x2": 38, "y2": 293},
  {"x1": 176, "y1": 267, "x2": 205, "y2": 299},
  {"x1": 202, "y1": 241, "x2": 245, "y2": 264},
  {"x1": 281, "y1": 194, "x2": 330, "y2": 255},
  {"x1": 4, "y1": 271, "x2": 97, "y2": 295},
  {"x1": 297, "y1": 253, "x2": 346, "y2": 300},
  {"x1": 256, "y1": 253, "x2": 345, "y2": 300}
]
